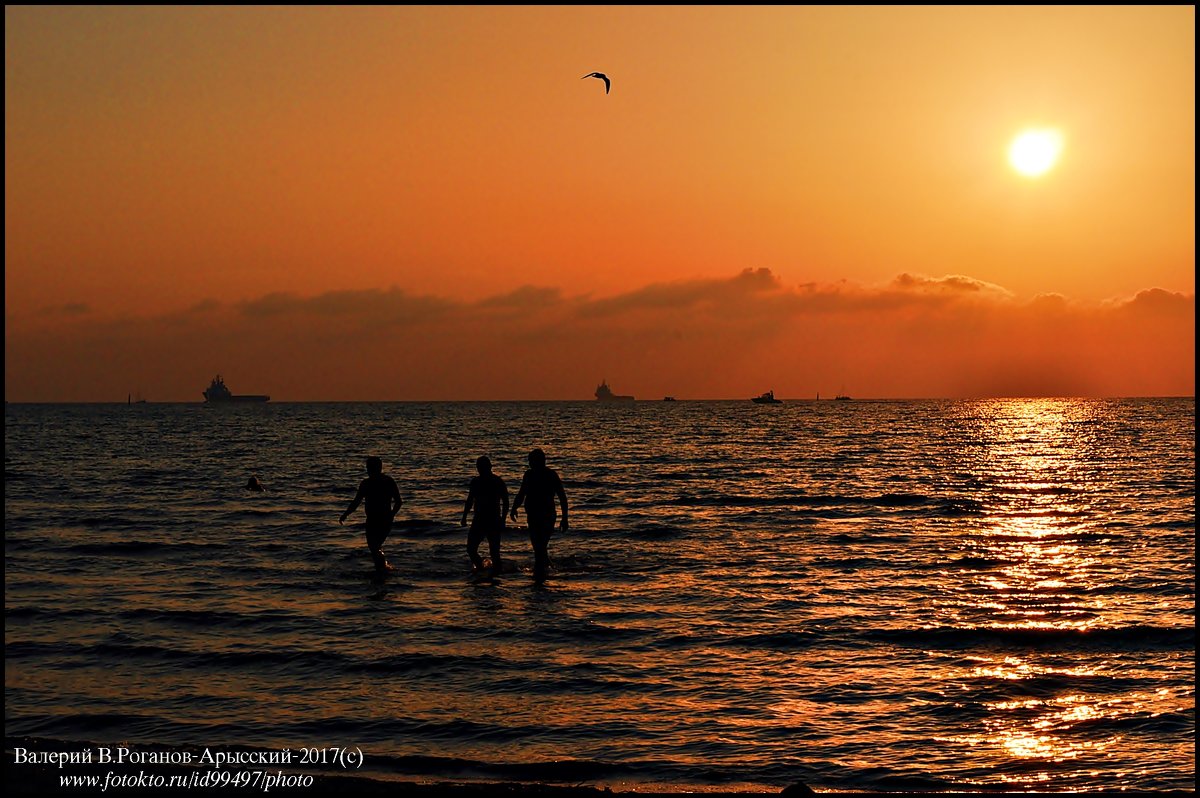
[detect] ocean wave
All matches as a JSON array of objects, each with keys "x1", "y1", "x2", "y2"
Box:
[
  {"x1": 719, "y1": 630, "x2": 826, "y2": 649},
  {"x1": 869, "y1": 624, "x2": 1195, "y2": 651},
  {"x1": 988, "y1": 509, "x2": 1092, "y2": 520},
  {"x1": 943, "y1": 556, "x2": 1013, "y2": 570},
  {"x1": 1145, "y1": 519, "x2": 1196, "y2": 530},
  {"x1": 999, "y1": 485, "x2": 1076, "y2": 495},
  {"x1": 957, "y1": 671, "x2": 1164, "y2": 700},
  {"x1": 1066, "y1": 708, "x2": 1195, "y2": 735},
  {"x1": 976, "y1": 531, "x2": 1115, "y2": 543},
  {"x1": 644, "y1": 470, "x2": 701, "y2": 481},
  {"x1": 215, "y1": 509, "x2": 282, "y2": 520},
  {"x1": 72, "y1": 515, "x2": 143, "y2": 528},
  {"x1": 62, "y1": 540, "x2": 232, "y2": 556},
  {"x1": 666, "y1": 492, "x2": 985, "y2": 517},
  {"x1": 828, "y1": 533, "x2": 913, "y2": 544},
  {"x1": 392, "y1": 519, "x2": 458, "y2": 537},
  {"x1": 5, "y1": 606, "x2": 281, "y2": 629},
  {"x1": 1086, "y1": 580, "x2": 1195, "y2": 597},
  {"x1": 7, "y1": 713, "x2": 172, "y2": 739},
  {"x1": 626, "y1": 524, "x2": 684, "y2": 539},
  {"x1": 267, "y1": 715, "x2": 550, "y2": 745},
  {"x1": 117, "y1": 607, "x2": 296, "y2": 628}
]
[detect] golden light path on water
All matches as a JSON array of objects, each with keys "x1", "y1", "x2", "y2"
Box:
[{"x1": 931, "y1": 399, "x2": 1183, "y2": 786}]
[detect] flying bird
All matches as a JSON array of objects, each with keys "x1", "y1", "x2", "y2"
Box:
[{"x1": 582, "y1": 72, "x2": 610, "y2": 94}]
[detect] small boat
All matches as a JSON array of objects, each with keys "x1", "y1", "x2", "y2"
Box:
[
  {"x1": 834, "y1": 394, "x2": 852, "y2": 401},
  {"x1": 203, "y1": 374, "x2": 270, "y2": 403},
  {"x1": 663, "y1": 396, "x2": 677, "y2": 402},
  {"x1": 752, "y1": 390, "x2": 782, "y2": 404},
  {"x1": 595, "y1": 379, "x2": 634, "y2": 402}
]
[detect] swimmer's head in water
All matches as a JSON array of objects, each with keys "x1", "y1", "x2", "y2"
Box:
[
  {"x1": 476, "y1": 455, "x2": 492, "y2": 474},
  {"x1": 529, "y1": 448, "x2": 546, "y2": 468},
  {"x1": 365, "y1": 456, "x2": 383, "y2": 475}
]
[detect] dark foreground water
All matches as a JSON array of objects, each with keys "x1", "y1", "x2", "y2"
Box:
[{"x1": 4, "y1": 398, "x2": 1195, "y2": 792}]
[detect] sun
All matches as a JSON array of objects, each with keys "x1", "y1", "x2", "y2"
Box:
[{"x1": 1008, "y1": 128, "x2": 1064, "y2": 178}]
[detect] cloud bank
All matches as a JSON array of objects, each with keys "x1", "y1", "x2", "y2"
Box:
[{"x1": 5, "y1": 269, "x2": 1194, "y2": 401}]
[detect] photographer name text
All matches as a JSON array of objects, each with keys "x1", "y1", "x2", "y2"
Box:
[{"x1": 12, "y1": 745, "x2": 363, "y2": 770}]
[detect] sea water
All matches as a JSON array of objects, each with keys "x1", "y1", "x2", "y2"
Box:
[{"x1": 4, "y1": 398, "x2": 1195, "y2": 792}]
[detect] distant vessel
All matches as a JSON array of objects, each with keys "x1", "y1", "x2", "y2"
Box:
[
  {"x1": 595, "y1": 379, "x2": 634, "y2": 402},
  {"x1": 127, "y1": 391, "x2": 147, "y2": 405},
  {"x1": 203, "y1": 375, "x2": 270, "y2": 403},
  {"x1": 663, "y1": 396, "x2": 677, "y2": 402},
  {"x1": 752, "y1": 390, "x2": 782, "y2": 404},
  {"x1": 834, "y1": 394, "x2": 852, "y2": 401}
]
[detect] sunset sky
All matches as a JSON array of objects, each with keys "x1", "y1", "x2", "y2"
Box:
[{"x1": 5, "y1": 5, "x2": 1194, "y2": 401}]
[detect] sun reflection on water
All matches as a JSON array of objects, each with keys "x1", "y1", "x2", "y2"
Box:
[{"x1": 933, "y1": 399, "x2": 1172, "y2": 782}]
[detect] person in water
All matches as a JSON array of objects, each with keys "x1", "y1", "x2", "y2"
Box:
[
  {"x1": 460, "y1": 455, "x2": 509, "y2": 579},
  {"x1": 245, "y1": 476, "x2": 264, "y2": 492},
  {"x1": 510, "y1": 448, "x2": 568, "y2": 584},
  {"x1": 339, "y1": 456, "x2": 403, "y2": 581}
]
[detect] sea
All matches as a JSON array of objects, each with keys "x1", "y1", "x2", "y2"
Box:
[{"x1": 4, "y1": 398, "x2": 1195, "y2": 793}]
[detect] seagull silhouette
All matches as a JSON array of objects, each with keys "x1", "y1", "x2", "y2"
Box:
[{"x1": 581, "y1": 72, "x2": 610, "y2": 94}]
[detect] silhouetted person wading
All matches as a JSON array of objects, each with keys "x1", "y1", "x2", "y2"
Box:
[
  {"x1": 510, "y1": 448, "x2": 568, "y2": 584},
  {"x1": 340, "y1": 456, "x2": 403, "y2": 581},
  {"x1": 461, "y1": 455, "x2": 509, "y2": 580}
]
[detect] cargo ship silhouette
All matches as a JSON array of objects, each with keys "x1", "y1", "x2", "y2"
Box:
[
  {"x1": 595, "y1": 379, "x2": 634, "y2": 402},
  {"x1": 203, "y1": 375, "x2": 269, "y2": 403}
]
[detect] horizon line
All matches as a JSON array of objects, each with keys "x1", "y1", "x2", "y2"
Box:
[{"x1": 5, "y1": 395, "x2": 1195, "y2": 405}]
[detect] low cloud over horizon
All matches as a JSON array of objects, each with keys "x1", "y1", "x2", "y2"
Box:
[{"x1": 5, "y1": 269, "x2": 1194, "y2": 402}]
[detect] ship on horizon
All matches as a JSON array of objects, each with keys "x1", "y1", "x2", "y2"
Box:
[
  {"x1": 752, "y1": 389, "x2": 782, "y2": 404},
  {"x1": 203, "y1": 375, "x2": 270, "y2": 403},
  {"x1": 595, "y1": 379, "x2": 634, "y2": 402}
]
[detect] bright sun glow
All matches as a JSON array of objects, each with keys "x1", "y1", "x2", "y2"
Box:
[{"x1": 1008, "y1": 128, "x2": 1064, "y2": 177}]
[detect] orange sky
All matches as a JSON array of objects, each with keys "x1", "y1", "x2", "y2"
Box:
[{"x1": 5, "y1": 6, "x2": 1194, "y2": 401}]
